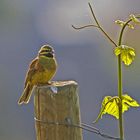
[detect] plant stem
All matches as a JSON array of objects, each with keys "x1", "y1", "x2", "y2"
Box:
[
  {"x1": 117, "y1": 15, "x2": 140, "y2": 140},
  {"x1": 117, "y1": 25, "x2": 124, "y2": 140},
  {"x1": 117, "y1": 19, "x2": 130, "y2": 140},
  {"x1": 117, "y1": 55, "x2": 123, "y2": 140}
]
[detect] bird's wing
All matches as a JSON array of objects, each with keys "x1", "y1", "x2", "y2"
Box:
[{"x1": 24, "y1": 57, "x2": 39, "y2": 88}]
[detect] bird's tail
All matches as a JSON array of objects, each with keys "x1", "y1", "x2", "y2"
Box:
[{"x1": 18, "y1": 83, "x2": 33, "y2": 105}]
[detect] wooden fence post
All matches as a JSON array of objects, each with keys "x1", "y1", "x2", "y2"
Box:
[{"x1": 34, "y1": 81, "x2": 83, "y2": 140}]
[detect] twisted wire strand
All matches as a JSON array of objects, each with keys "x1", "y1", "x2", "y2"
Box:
[{"x1": 34, "y1": 117, "x2": 120, "y2": 140}]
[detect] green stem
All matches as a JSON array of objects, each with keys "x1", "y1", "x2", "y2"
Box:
[
  {"x1": 117, "y1": 55, "x2": 123, "y2": 140},
  {"x1": 117, "y1": 17, "x2": 132, "y2": 140},
  {"x1": 117, "y1": 15, "x2": 140, "y2": 140},
  {"x1": 117, "y1": 22, "x2": 125, "y2": 140},
  {"x1": 117, "y1": 21, "x2": 127, "y2": 140},
  {"x1": 117, "y1": 18, "x2": 132, "y2": 140}
]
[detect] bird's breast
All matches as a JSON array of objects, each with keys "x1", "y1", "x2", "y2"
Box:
[
  {"x1": 32, "y1": 69, "x2": 56, "y2": 85},
  {"x1": 31, "y1": 58, "x2": 57, "y2": 85}
]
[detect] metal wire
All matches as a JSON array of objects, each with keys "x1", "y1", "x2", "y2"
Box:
[{"x1": 34, "y1": 117, "x2": 120, "y2": 140}]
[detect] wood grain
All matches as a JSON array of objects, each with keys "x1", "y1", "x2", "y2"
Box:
[{"x1": 34, "y1": 81, "x2": 83, "y2": 140}]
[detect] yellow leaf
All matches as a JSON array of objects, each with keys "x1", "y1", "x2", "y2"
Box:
[
  {"x1": 130, "y1": 14, "x2": 140, "y2": 24},
  {"x1": 114, "y1": 47, "x2": 122, "y2": 56},
  {"x1": 114, "y1": 45, "x2": 135, "y2": 66},
  {"x1": 127, "y1": 23, "x2": 134, "y2": 29},
  {"x1": 122, "y1": 94, "x2": 140, "y2": 107},
  {"x1": 115, "y1": 19, "x2": 134, "y2": 29},
  {"x1": 93, "y1": 94, "x2": 140, "y2": 123},
  {"x1": 115, "y1": 20, "x2": 125, "y2": 26},
  {"x1": 92, "y1": 96, "x2": 120, "y2": 123}
]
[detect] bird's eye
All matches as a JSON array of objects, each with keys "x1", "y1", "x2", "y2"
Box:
[{"x1": 40, "y1": 50, "x2": 50, "y2": 53}]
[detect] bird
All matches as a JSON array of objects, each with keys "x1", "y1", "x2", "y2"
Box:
[{"x1": 18, "y1": 44, "x2": 57, "y2": 105}]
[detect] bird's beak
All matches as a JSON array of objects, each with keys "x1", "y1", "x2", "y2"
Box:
[{"x1": 52, "y1": 50, "x2": 54, "y2": 54}]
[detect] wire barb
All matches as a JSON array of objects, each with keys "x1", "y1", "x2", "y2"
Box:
[{"x1": 34, "y1": 117, "x2": 120, "y2": 140}]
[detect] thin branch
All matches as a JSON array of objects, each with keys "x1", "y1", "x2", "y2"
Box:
[
  {"x1": 72, "y1": 2, "x2": 118, "y2": 47},
  {"x1": 88, "y1": 3, "x2": 100, "y2": 26},
  {"x1": 72, "y1": 24, "x2": 99, "y2": 30},
  {"x1": 88, "y1": 2, "x2": 118, "y2": 47},
  {"x1": 98, "y1": 27, "x2": 118, "y2": 47}
]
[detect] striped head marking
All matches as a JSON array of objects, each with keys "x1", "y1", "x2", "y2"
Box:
[{"x1": 38, "y1": 45, "x2": 54, "y2": 58}]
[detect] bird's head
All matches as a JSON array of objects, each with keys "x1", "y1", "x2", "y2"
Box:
[{"x1": 38, "y1": 45, "x2": 55, "y2": 58}]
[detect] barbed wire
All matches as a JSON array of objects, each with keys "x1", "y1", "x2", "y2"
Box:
[{"x1": 34, "y1": 117, "x2": 120, "y2": 140}]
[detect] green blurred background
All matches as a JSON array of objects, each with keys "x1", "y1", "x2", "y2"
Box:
[{"x1": 0, "y1": 0, "x2": 140, "y2": 140}]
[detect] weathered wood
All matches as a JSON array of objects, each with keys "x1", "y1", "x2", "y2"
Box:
[{"x1": 34, "y1": 81, "x2": 83, "y2": 140}]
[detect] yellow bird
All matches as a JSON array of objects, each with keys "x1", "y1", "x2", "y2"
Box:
[{"x1": 18, "y1": 45, "x2": 57, "y2": 105}]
